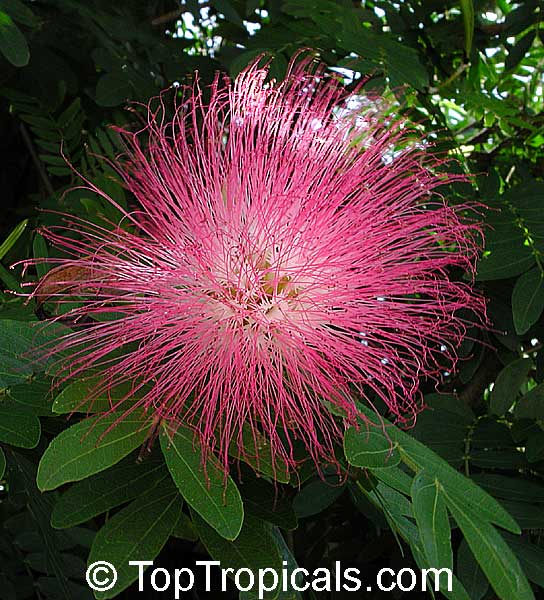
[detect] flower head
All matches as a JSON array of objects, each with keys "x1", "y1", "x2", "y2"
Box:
[{"x1": 28, "y1": 55, "x2": 484, "y2": 478}]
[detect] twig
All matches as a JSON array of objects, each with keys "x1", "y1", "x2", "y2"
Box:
[
  {"x1": 152, "y1": 8, "x2": 185, "y2": 25},
  {"x1": 19, "y1": 123, "x2": 56, "y2": 198},
  {"x1": 428, "y1": 62, "x2": 469, "y2": 94},
  {"x1": 151, "y1": 2, "x2": 211, "y2": 26}
]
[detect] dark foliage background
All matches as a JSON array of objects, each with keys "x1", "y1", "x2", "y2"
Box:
[{"x1": 0, "y1": 1, "x2": 543, "y2": 599}]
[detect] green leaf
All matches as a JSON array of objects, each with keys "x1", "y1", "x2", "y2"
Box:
[
  {"x1": 37, "y1": 409, "x2": 151, "y2": 491},
  {"x1": 95, "y1": 128, "x2": 117, "y2": 159},
  {"x1": 368, "y1": 481, "x2": 413, "y2": 522},
  {"x1": 292, "y1": 478, "x2": 345, "y2": 519},
  {"x1": 408, "y1": 523, "x2": 470, "y2": 600},
  {"x1": 489, "y1": 358, "x2": 532, "y2": 415},
  {"x1": 0, "y1": 404, "x2": 40, "y2": 448},
  {"x1": 192, "y1": 512, "x2": 282, "y2": 599},
  {"x1": 498, "y1": 499, "x2": 544, "y2": 530},
  {"x1": 36, "y1": 578, "x2": 89, "y2": 598},
  {"x1": 229, "y1": 424, "x2": 289, "y2": 483},
  {"x1": 51, "y1": 455, "x2": 167, "y2": 529},
  {"x1": 476, "y1": 210, "x2": 533, "y2": 281},
  {"x1": 88, "y1": 480, "x2": 183, "y2": 599},
  {"x1": 19, "y1": 113, "x2": 57, "y2": 131},
  {"x1": 339, "y1": 27, "x2": 428, "y2": 90},
  {"x1": 411, "y1": 472, "x2": 452, "y2": 570},
  {"x1": 402, "y1": 442, "x2": 520, "y2": 533},
  {"x1": 471, "y1": 473, "x2": 544, "y2": 504},
  {"x1": 0, "y1": 219, "x2": 28, "y2": 261},
  {"x1": 52, "y1": 377, "x2": 136, "y2": 414},
  {"x1": 213, "y1": 0, "x2": 244, "y2": 26},
  {"x1": 171, "y1": 513, "x2": 198, "y2": 541},
  {"x1": 344, "y1": 427, "x2": 401, "y2": 468},
  {"x1": 7, "y1": 379, "x2": 53, "y2": 416},
  {"x1": 512, "y1": 267, "x2": 544, "y2": 334},
  {"x1": 456, "y1": 539, "x2": 489, "y2": 600},
  {"x1": 240, "y1": 476, "x2": 297, "y2": 530},
  {"x1": 352, "y1": 475, "x2": 414, "y2": 543},
  {"x1": 525, "y1": 431, "x2": 544, "y2": 463},
  {"x1": 424, "y1": 392, "x2": 475, "y2": 423},
  {"x1": 1, "y1": 0, "x2": 39, "y2": 27},
  {"x1": 514, "y1": 383, "x2": 544, "y2": 419},
  {"x1": 95, "y1": 73, "x2": 132, "y2": 107},
  {"x1": 57, "y1": 97, "x2": 82, "y2": 129},
  {"x1": 511, "y1": 420, "x2": 540, "y2": 444},
  {"x1": 0, "y1": 320, "x2": 69, "y2": 388},
  {"x1": 372, "y1": 466, "x2": 413, "y2": 495},
  {"x1": 470, "y1": 449, "x2": 526, "y2": 470},
  {"x1": 472, "y1": 418, "x2": 515, "y2": 449},
  {"x1": 460, "y1": 0, "x2": 474, "y2": 55},
  {"x1": 0, "y1": 261, "x2": 22, "y2": 291},
  {"x1": 160, "y1": 424, "x2": 244, "y2": 540},
  {"x1": 410, "y1": 408, "x2": 467, "y2": 467},
  {"x1": 267, "y1": 528, "x2": 304, "y2": 600},
  {"x1": 505, "y1": 30, "x2": 536, "y2": 71},
  {"x1": 0, "y1": 10, "x2": 29, "y2": 66},
  {"x1": 503, "y1": 532, "x2": 544, "y2": 588},
  {"x1": 39, "y1": 153, "x2": 67, "y2": 166},
  {"x1": 8, "y1": 451, "x2": 77, "y2": 598},
  {"x1": 0, "y1": 446, "x2": 5, "y2": 479},
  {"x1": 353, "y1": 405, "x2": 520, "y2": 533},
  {"x1": 442, "y1": 487, "x2": 534, "y2": 600},
  {"x1": 511, "y1": 182, "x2": 544, "y2": 254},
  {"x1": 25, "y1": 552, "x2": 86, "y2": 579}
]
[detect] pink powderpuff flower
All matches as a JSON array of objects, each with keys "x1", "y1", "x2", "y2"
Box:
[{"x1": 25, "y1": 54, "x2": 485, "y2": 479}]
